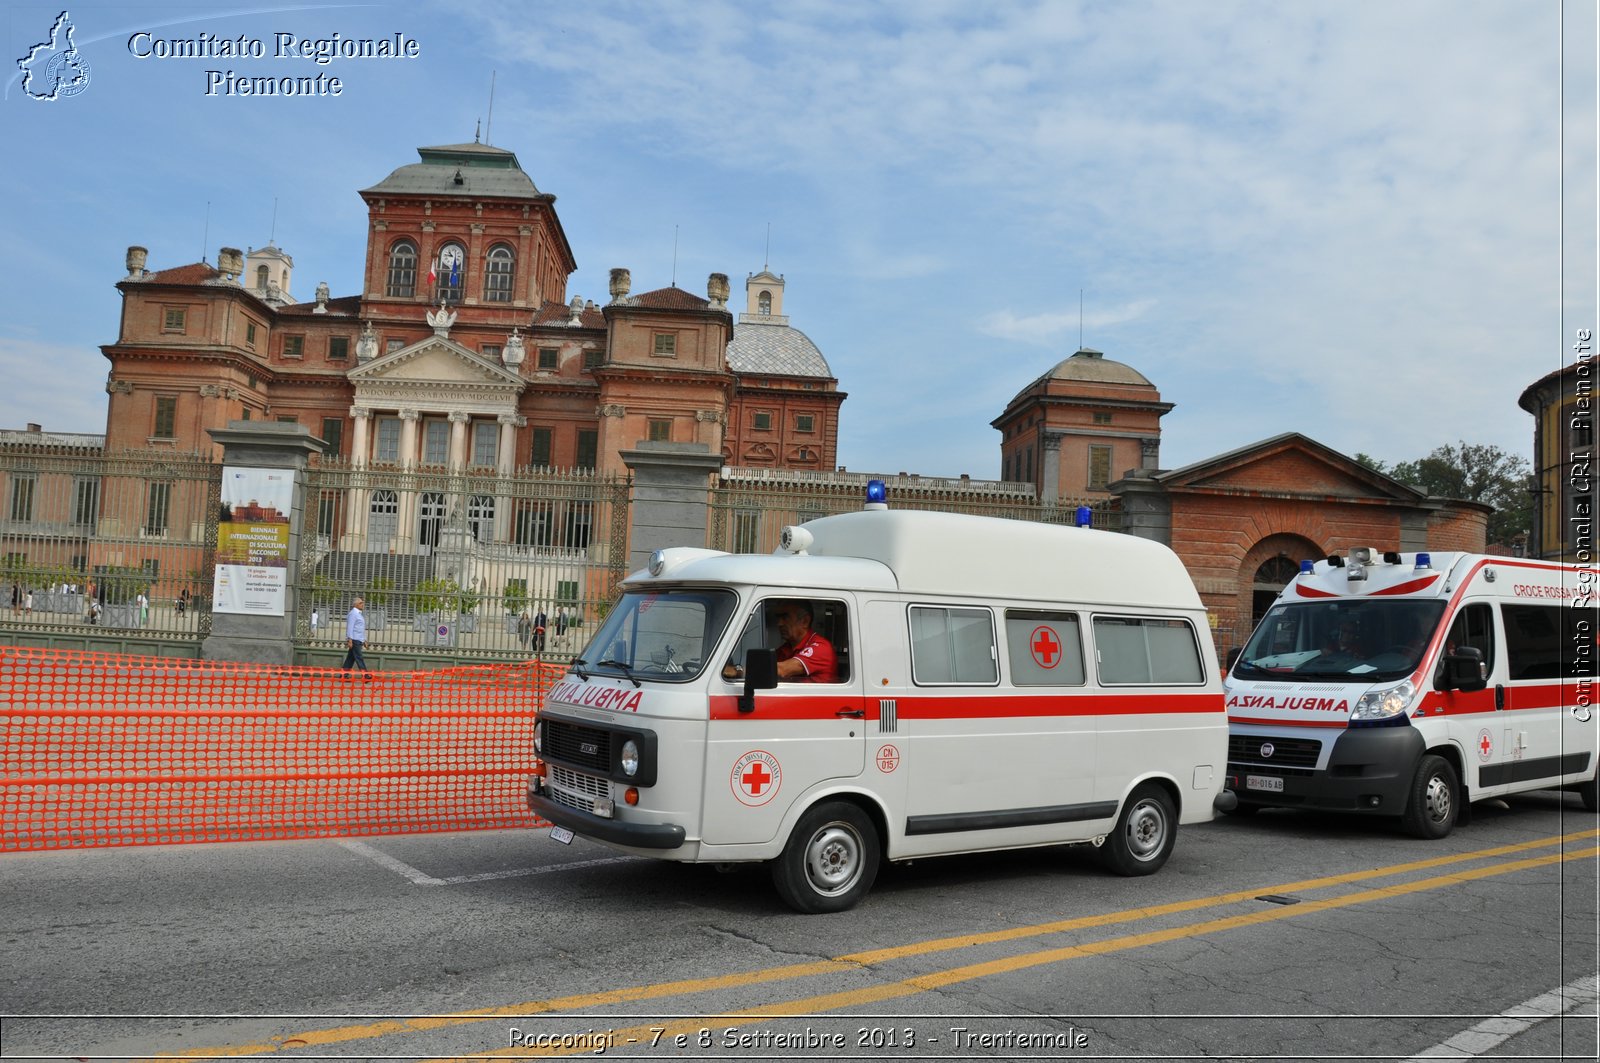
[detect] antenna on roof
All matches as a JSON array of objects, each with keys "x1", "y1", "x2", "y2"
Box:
[
  {"x1": 269, "y1": 197, "x2": 278, "y2": 244},
  {"x1": 1079, "y1": 288, "x2": 1084, "y2": 349},
  {"x1": 201, "y1": 201, "x2": 211, "y2": 264},
  {"x1": 671, "y1": 224, "x2": 679, "y2": 287},
  {"x1": 485, "y1": 70, "x2": 496, "y2": 145},
  {"x1": 474, "y1": 118, "x2": 480, "y2": 144},
  {"x1": 764, "y1": 222, "x2": 771, "y2": 271}
]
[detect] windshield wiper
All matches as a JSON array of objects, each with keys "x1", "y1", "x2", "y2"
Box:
[
  {"x1": 596, "y1": 659, "x2": 641, "y2": 687},
  {"x1": 570, "y1": 657, "x2": 590, "y2": 681}
]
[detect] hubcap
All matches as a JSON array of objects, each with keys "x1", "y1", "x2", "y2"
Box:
[
  {"x1": 1425, "y1": 774, "x2": 1452, "y2": 823},
  {"x1": 1127, "y1": 799, "x2": 1168, "y2": 862},
  {"x1": 805, "y1": 822, "x2": 863, "y2": 896}
]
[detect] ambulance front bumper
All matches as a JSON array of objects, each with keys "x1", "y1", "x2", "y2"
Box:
[
  {"x1": 1228, "y1": 725, "x2": 1424, "y2": 814},
  {"x1": 527, "y1": 783, "x2": 686, "y2": 850}
]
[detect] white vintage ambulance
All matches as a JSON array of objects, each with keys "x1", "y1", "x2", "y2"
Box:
[
  {"x1": 1224, "y1": 549, "x2": 1599, "y2": 836},
  {"x1": 527, "y1": 485, "x2": 1232, "y2": 912}
]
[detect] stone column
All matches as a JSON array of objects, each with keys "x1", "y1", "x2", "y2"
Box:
[
  {"x1": 350, "y1": 406, "x2": 371, "y2": 466},
  {"x1": 619, "y1": 442, "x2": 726, "y2": 575},
  {"x1": 398, "y1": 408, "x2": 420, "y2": 469},
  {"x1": 495, "y1": 413, "x2": 523, "y2": 541},
  {"x1": 396, "y1": 409, "x2": 421, "y2": 551},
  {"x1": 344, "y1": 406, "x2": 371, "y2": 541},
  {"x1": 447, "y1": 411, "x2": 470, "y2": 472},
  {"x1": 1040, "y1": 433, "x2": 1063, "y2": 505},
  {"x1": 201, "y1": 421, "x2": 323, "y2": 665}
]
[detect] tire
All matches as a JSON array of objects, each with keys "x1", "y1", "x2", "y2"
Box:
[
  {"x1": 1578, "y1": 773, "x2": 1598, "y2": 813},
  {"x1": 1099, "y1": 783, "x2": 1177, "y2": 876},
  {"x1": 770, "y1": 800, "x2": 881, "y2": 914},
  {"x1": 1401, "y1": 754, "x2": 1459, "y2": 839}
]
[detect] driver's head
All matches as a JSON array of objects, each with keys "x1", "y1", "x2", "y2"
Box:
[{"x1": 773, "y1": 600, "x2": 814, "y2": 644}]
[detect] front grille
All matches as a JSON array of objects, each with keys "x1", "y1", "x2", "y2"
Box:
[
  {"x1": 1228, "y1": 733, "x2": 1322, "y2": 769},
  {"x1": 546, "y1": 718, "x2": 612, "y2": 772},
  {"x1": 548, "y1": 764, "x2": 608, "y2": 813}
]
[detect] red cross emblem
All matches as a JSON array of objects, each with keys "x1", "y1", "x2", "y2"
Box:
[
  {"x1": 1477, "y1": 729, "x2": 1493, "y2": 760},
  {"x1": 731, "y1": 750, "x2": 781, "y2": 806},
  {"x1": 1030, "y1": 625, "x2": 1061, "y2": 669}
]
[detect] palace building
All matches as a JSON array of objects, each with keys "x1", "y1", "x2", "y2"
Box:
[{"x1": 100, "y1": 141, "x2": 845, "y2": 481}]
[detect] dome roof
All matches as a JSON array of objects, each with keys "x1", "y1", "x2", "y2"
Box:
[
  {"x1": 1043, "y1": 347, "x2": 1152, "y2": 386},
  {"x1": 727, "y1": 322, "x2": 832, "y2": 378}
]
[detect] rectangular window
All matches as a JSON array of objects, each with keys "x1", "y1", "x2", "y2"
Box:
[
  {"x1": 144, "y1": 482, "x2": 172, "y2": 536},
  {"x1": 556, "y1": 580, "x2": 580, "y2": 605},
  {"x1": 282, "y1": 335, "x2": 304, "y2": 359},
  {"x1": 153, "y1": 396, "x2": 178, "y2": 439},
  {"x1": 1093, "y1": 412, "x2": 1113, "y2": 425},
  {"x1": 481, "y1": 344, "x2": 502, "y2": 361},
  {"x1": 375, "y1": 417, "x2": 401, "y2": 463},
  {"x1": 733, "y1": 510, "x2": 761, "y2": 554},
  {"x1": 538, "y1": 347, "x2": 559, "y2": 370},
  {"x1": 1006, "y1": 610, "x2": 1086, "y2": 686},
  {"x1": 320, "y1": 417, "x2": 343, "y2": 455},
  {"x1": 423, "y1": 420, "x2": 449, "y2": 465},
  {"x1": 576, "y1": 429, "x2": 598, "y2": 470},
  {"x1": 653, "y1": 333, "x2": 677, "y2": 357},
  {"x1": 648, "y1": 418, "x2": 671, "y2": 442},
  {"x1": 472, "y1": 421, "x2": 498, "y2": 467},
  {"x1": 73, "y1": 477, "x2": 100, "y2": 526},
  {"x1": 317, "y1": 491, "x2": 338, "y2": 538},
  {"x1": 245, "y1": 322, "x2": 257, "y2": 348},
  {"x1": 909, "y1": 605, "x2": 998, "y2": 685},
  {"x1": 583, "y1": 349, "x2": 603, "y2": 370},
  {"x1": 1093, "y1": 616, "x2": 1204, "y2": 685},
  {"x1": 564, "y1": 501, "x2": 593, "y2": 550},
  {"x1": 386, "y1": 339, "x2": 404, "y2": 354},
  {"x1": 163, "y1": 307, "x2": 186, "y2": 332},
  {"x1": 275, "y1": 415, "x2": 297, "y2": 425},
  {"x1": 1088, "y1": 445, "x2": 1113, "y2": 491},
  {"x1": 327, "y1": 336, "x2": 349, "y2": 361},
  {"x1": 530, "y1": 426, "x2": 553, "y2": 467},
  {"x1": 514, "y1": 500, "x2": 553, "y2": 546},
  {"x1": 795, "y1": 414, "x2": 815, "y2": 433},
  {"x1": 241, "y1": 408, "x2": 251, "y2": 421},
  {"x1": 753, "y1": 411, "x2": 773, "y2": 431},
  {"x1": 9, "y1": 475, "x2": 36, "y2": 522}
]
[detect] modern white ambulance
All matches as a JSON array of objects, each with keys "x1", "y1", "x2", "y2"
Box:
[
  {"x1": 527, "y1": 485, "x2": 1232, "y2": 912},
  {"x1": 1224, "y1": 549, "x2": 1599, "y2": 836}
]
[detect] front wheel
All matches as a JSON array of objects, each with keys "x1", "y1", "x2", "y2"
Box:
[
  {"x1": 1099, "y1": 783, "x2": 1177, "y2": 876},
  {"x1": 1401, "y1": 754, "x2": 1459, "y2": 839},
  {"x1": 770, "y1": 800, "x2": 881, "y2": 913}
]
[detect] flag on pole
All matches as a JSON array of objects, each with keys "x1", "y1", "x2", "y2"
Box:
[
  {"x1": 449, "y1": 256, "x2": 459, "y2": 288},
  {"x1": 427, "y1": 257, "x2": 438, "y2": 287}
]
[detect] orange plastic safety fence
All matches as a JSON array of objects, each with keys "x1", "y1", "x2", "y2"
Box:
[{"x1": 0, "y1": 646, "x2": 565, "y2": 852}]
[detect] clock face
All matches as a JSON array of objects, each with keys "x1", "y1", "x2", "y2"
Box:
[{"x1": 439, "y1": 245, "x2": 463, "y2": 270}]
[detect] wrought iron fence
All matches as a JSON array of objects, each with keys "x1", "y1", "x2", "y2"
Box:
[
  {"x1": 0, "y1": 445, "x2": 220, "y2": 644},
  {"x1": 297, "y1": 459, "x2": 630, "y2": 660},
  {"x1": 710, "y1": 467, "x2": 1119, "y2": 554}
]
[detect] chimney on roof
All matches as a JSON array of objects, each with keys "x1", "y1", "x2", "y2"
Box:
[
  {"x1": 27, "y1": 423, "x2": 41, "y2": 433},
  {"x1": 125, "y1": 246, "x2": 148, "y2": 279},
  {"x1": 608, "y1": 268, "x2": 630, "y2": 304},
  {"x1": 707, "y1": 273, "x2": 730, "y2": 309}
]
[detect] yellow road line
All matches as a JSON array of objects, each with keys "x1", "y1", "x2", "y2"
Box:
[
  {"x1": 131, "y1": 827, "x2": 1599, "y2": 1062},
  {"x1": 433, "y1": 844, "x2": 1600, "y2": 1060}
]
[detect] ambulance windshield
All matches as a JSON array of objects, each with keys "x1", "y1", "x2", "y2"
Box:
[
  {"x1": 1232, "y1": 600, "x2": 1446, "y2": 681},
  {"x1": 577, "y1": 589, "x2": 739, "y2": 683}
]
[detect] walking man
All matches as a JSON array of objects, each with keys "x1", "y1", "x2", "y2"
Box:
[{"x1": 342, "y1": 596, "x2": 370, "y2": 676}]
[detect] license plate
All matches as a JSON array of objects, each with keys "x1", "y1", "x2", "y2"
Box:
[
  {"x1": 1246, "y1": 775, "x2": 1284, "y2": 793},
  {"x1": 549, "y1": 825, "x2": 574, "y2": 845}
]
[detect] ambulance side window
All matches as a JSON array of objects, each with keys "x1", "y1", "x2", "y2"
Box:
[
  {"x1": 1005, "y1": 610, "x2": 1086, "y2": 686},
  {"x1": 1442, "y1": 603, "x2": 1495, "y2": 675},
  {"x1": 1093, "y1": 615, "x2": 1205, "y2": 685},
  {"x1": 909, "y1": 605, "x2": 998, "y2": 685},
  {"x1": 1503, "y1": 604, "x2": 1561, "y2": 680}
]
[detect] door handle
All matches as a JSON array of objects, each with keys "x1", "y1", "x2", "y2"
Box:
[
  {"x1": 835, "y1": 708, "x2": 865, "y2": 719},
  {"x1": 1494, "y1": 684, "x2": 1505, "y2": 711}
]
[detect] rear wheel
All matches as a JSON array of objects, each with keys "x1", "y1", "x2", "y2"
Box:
[
  {"x1": 1099, "y1": 783, "x2": 1177, "y2": 876},
  {"x1": 770, "y1": 801, "x2": 881, "y2": 913},
  {"x1": 1401, "y1": 754, "x2": 1459, "y2": 839}
]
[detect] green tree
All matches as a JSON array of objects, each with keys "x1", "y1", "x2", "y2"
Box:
[{"x1": 1383, "y1": 441, "x2": 1533, "y2": 546}]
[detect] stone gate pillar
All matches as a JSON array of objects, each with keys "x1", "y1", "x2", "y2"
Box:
[
  {"x1": 619, "y1": 442, "x2": 725, "y2": 575},
  {"x1": 200, "y1": 421, "x2": 325, "y2": 664}
]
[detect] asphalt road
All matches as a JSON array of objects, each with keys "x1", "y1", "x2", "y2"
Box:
[{"x1": 1, "y1": 792, "x2": 1596, "y2": 1062}]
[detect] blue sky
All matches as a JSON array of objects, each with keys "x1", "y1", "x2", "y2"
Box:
[{"x1": 1, "y1": 1, "x2": 1594, "y2": 479}]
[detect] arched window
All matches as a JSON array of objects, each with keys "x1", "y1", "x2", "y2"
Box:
[
  {"x1": 386, "y1": 240, "x2": 417, "y2": 297},
  {"x1": 758, "y1": 290, "x2": 772, "y2": 314},
  {"x1": 255, "y1": 264, "x2": 269, "y2": 290},
  {"x1": 1252, "y1": 555, "x2": 1303, "y2": 627},
  {"x1": 434, "y1": 242, "x2": 465, "y2": 305},
  {"x1": 484, "y1": 244, "x2": 515, "y2": 303},
  {"x1": 468, "y1": 494, "x2": 495, "y2": 542}
]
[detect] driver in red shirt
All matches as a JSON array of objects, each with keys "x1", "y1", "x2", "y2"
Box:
[{"x1": 773, "y1": 600, "x2": 837, "y2": 683}]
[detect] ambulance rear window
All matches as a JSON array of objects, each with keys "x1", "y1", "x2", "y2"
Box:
[{"x1": 1093, "y1": 616, "x2": 1205, "y2": 685}]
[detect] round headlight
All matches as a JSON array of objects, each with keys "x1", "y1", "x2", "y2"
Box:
[
  {"x1": 533, "y1": 718, "x2": 543, "y2": 755},
  {"x1": 620, "y1": 738, "x2": 640, "y2": 777}
]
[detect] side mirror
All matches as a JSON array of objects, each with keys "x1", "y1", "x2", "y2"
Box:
[
  {"x1": 1440, "y1": 646, "x2": 1487, "y2": 693},
  {"x1": 1225, "y1": 647, "x2": 1244, "y2": 670},
  {"x1": 739, "y1": 648, "x2": 779, "y2": 713}
]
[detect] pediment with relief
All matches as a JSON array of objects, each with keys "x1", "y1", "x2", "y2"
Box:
[
  {"x1": 1158, "y1": 433, "x2": 1422, "y2": 502},
  {"x1": 348, "y1": 338, "x2": 524, "y2": 390}
]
